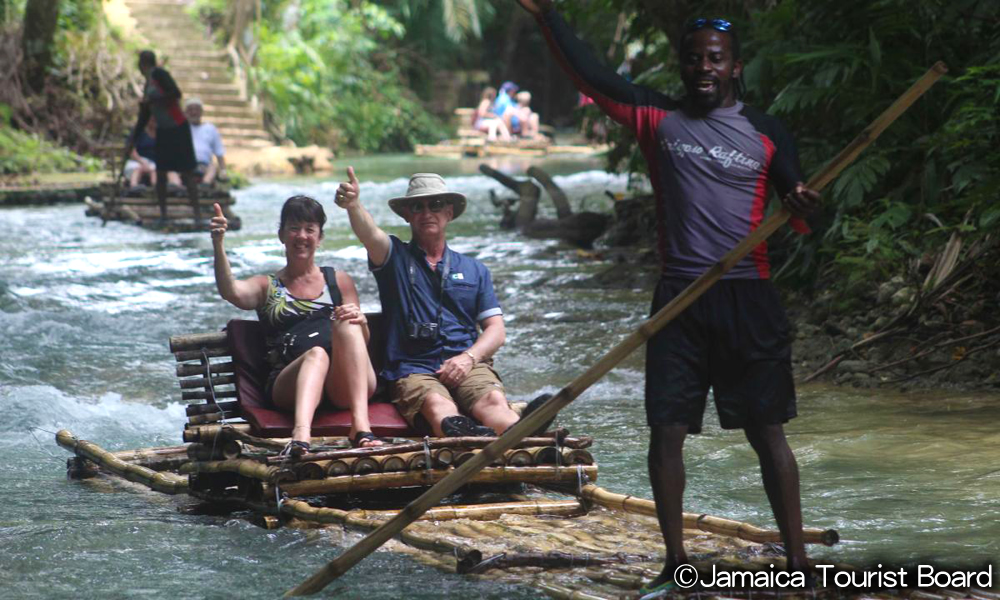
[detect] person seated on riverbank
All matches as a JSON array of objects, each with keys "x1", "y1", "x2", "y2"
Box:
[
  {"x1": 512, "y1": 91, "x2": 542, "y2": 139},
  {"x1": 473, "y1": 86, "x2": 511, "y2": 142},
  {"x1": 334, "y1": 169, "x2": 551, "y2": 438},
  {"x1": 134, "y1": 49, "x2": 201, "y2": 223},
  {"x1": 209, "y1": 195, "x2": 384, "y2": 453},
  {"x1": 184, "y1": 97, "x2": 227, "y2": 186}
]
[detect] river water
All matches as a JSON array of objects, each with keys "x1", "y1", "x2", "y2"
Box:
[{"x1": 1, "y1": 155, "x2": 997, "y2": 598}]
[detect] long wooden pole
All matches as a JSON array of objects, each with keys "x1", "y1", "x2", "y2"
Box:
[{"x1": 285, "y1": 62, "x2": 947, "y2": 597}]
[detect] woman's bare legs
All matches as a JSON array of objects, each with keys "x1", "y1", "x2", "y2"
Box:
[
  {"x1": 271, "y1": 346, "x2": 330, "y2": 445},
  {"x1": 325, "y1": 318, "x2": 379, "y2": 446}
]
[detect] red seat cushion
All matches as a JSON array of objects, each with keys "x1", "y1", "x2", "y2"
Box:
[{"x1": 227, "y1": 319, "x2": 416, "y2": 438}]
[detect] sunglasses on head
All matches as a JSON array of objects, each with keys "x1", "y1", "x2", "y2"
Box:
[
  {"x1": 686, "y1": 18, "x2": 733, "y2": 33},
  {"x1": 408, "y1": 198, "x2": 447, "y2": 213}
]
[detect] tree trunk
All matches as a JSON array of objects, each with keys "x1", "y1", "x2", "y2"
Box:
[{"x1": 21, "y1": 0, "x2": 61, "y2": 92}]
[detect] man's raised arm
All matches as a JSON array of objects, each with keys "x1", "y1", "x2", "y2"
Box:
[
  {"x1": 335, "y1": 166, "x2": 391, "y2": 267},
  {"x1": 516, "y1": 0, "x2": 674, "y2": 133}
]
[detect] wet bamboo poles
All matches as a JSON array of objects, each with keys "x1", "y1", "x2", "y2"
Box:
[
  {"x1": 286, "y1": 62, "x2": 949, "y2": 596},
  {"x1": 574, "y1": 484, "x2": 839, "y2": 546},
  {"x1": 56, "y1": 430, "x2": 188, "y2": 494}
]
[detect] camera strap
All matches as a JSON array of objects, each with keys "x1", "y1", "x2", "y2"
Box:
[{"x1": 406, "y1": 246, "x2": 450, "y2": 336}]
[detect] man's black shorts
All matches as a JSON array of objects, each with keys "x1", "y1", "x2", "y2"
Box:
[{"x1": 645, "y1": 277, "x2": 796, "y2": 433}]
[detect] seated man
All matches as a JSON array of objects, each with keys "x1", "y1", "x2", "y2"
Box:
[
  {"x1": 184, "y1": 97, "x2": 226, "y2": 186},
  {"x1": 512, "y1": 91, "x2": 541, "y2": 139},
  {"x1": 335, "y1": 169, "x2": 538, "y2": 438}
]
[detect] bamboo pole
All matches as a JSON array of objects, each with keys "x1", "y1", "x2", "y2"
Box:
[
  {"x1": 182, "y1": 458, "x2": 297, "y2": 484},
  {"x1": 326, "y1": 458, "x2": 354, "y2": 476},
  {"x1": 169, "y1": 331, "x2": 229, "y2": 353},
  {"x1": 182, "y1": 423, "x2": 251, "y2": 444},
  {"x1": 110, "y1": 445, "x2": 190, "y2": 460},
  {"x1": 268, "y1": 435, "x2": 591, "y2": 465},
  {"x1": 577, "y1": 484, "x2": 839, "y2": 546},
  {"x1": 352, "y1": 456, "x2": 380, "y2": 475},
  {"x1": 380, "y1": 455, "x2": 407, "y2": 473},
  {"x1": 279, "y1": 465, "x2": 598, "y2": 497},
  {"x1": 344, "y1": 499, "x2": 587, "y2": 523},
  {"x1": 186, "y1": 400, "x2": 239, "y2": 416},
  {"x1": 286, "y1": 63, "x2": 947, "y2": 596},
  {"x1": 56, "y1": 430, "x2": 188, "y2": 494}
]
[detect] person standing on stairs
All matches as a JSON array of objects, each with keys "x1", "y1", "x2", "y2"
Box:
[{"x1": 134, "y1": 50, "x2": 202, "y2": 226}]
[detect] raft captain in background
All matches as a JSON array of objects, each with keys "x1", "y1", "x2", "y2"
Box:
[
  {"x1": 134, "y1": 50, "x2": 201, "y2": 225},
  {"x1": 517, "y1": 0, "x2": 821, "y2": 594}
]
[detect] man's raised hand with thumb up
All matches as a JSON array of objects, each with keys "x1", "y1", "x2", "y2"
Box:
[{"x1": 210, "y1": 202, "x2": 228, "y2": 242}]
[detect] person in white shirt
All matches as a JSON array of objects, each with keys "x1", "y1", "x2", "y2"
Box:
[{"x1": 184, "y1": 97, "x2": 226, "y2": 185}]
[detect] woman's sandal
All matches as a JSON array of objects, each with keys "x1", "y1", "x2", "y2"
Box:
[
  {"x1": 279, "y1": 440, "x2": 311, "y2": 459},
  {"x1": 351, "y1": 431, "x2": 385, "y2": 448}
]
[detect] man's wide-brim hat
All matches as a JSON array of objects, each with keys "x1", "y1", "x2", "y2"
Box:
[{"x1": 388, "y1": 173, "x2": 467, "y2": 220}]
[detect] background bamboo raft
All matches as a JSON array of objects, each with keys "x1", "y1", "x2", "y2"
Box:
[{"x1": 83, "y1": 183, "x2": 242, "y2": 232}]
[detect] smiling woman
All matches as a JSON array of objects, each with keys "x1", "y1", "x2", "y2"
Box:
[{"x1": 209, "y1": 195, "x2": 384, "y2": 451}]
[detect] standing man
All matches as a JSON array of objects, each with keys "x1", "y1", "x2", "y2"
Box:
[
  {"x1": 134, "y1": 50, "x2": 201, "y2": 225},
  {"x1": 335, "y1": 170, "x2": 544, "y2": 438},
  {"x1": 517, "y1": 0, "x2": 819, "y2": 593},
  {"x1": 184, "y1": 97, "x2": 227, "y2": 186}
]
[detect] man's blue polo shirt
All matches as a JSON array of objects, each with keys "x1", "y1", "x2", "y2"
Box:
[{"x1": 371, "y1": 235, "x2": 502, "y2": 381}]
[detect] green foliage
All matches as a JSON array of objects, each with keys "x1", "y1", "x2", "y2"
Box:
[
  {"x1": 248, "y1": 0, "x2": 444, "y2": 152},
  {"x1": 0, "y1": 121, "x2": 101, "y2": 174}
]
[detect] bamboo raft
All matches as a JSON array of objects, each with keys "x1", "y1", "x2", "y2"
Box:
[
  {"x1": 83, "y1": 182, "x2": 242, "y2": 232},
  {"x1": 417, "y1": 109, "x2": 607, "y2": 158},
  {"x1": 415, "y1": 137, "x2": 609, "y2": 159},
  {"x1": 53, "y1": 318, "x2": 858, "y2": 599}
]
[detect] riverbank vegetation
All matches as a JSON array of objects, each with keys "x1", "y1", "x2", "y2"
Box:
[{"x1": 1, "y1": 0, "x2": 142, "y2": 175}]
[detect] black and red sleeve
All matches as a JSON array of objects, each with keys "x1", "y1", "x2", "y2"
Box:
[
  {"x1": 151, "y1": 67, "x2": 182, "y2": 100},
  {"x1": 741, "y1": 106, "x2": 812, "y2": 234},
  {"x1": 537, "y1": 10, "x2": 676, "y2": 147}
]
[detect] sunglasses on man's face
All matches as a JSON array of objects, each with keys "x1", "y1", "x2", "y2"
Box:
[
  {"x1": 408, "y1": 198, "x2": 447, "y2": 213},
  {"x1": 686, "y1": 18, "x2": 733, "y2": 33}
]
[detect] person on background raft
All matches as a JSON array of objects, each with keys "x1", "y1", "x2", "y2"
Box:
[
  {"x1": 134, "y1": 50, "x2": 201, "y2": 224},
  {"x1": 124, "y1": 119, "x2": 160, "y2": 188},
  {"x1": 209, "y1": 196, "x2": 384, "y2": 453},
  {"x1": 473, "y1": 86, "x2": 512, "y2": 142},
  {"x1": 334, "y1": 169, "x2": 552, "y2": 438},
  {"x1": 517, "y1": 0, "x2": 820, "y2": 593},
  {"x1": 184, "y1": 97, "x2": 227, "y2": 186}
]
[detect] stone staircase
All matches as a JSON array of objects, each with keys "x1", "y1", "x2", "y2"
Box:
[{"x1": 123, "y1": 0, "x2": 272, "y2": 149}]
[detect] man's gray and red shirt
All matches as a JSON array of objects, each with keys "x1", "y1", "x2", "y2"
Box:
[{"x1": 538, "y1": 11, "x2": 810, "y2": 279}]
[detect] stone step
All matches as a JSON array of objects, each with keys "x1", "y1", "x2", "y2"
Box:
[
  {"x1": 150, "y1": 40, "x2": 221, "y2": 54},
  {"x1": 158, "y1": 48, "x2": 228, "y2": 60},
  {"x1": 165, "y1": 59, "x2": 233, "y2": 72},
  {"x1": 202, "y1": 115, "x2": 265, "y2": 128},
  {"x1": 218, "y1": 127, "x2": 270, "y2": 138},
  {"x1": 124, "y1": 0, "x2": 193, "y2": 8},
  {"x1": 129, "y1": 11, "x2": 200, "y2": 23},
  {"x1": 174, "y1": 80, "x2": 242, "y2": 94},
  {"x1": 192, "y1": 94, "x2": 256, "y2": 108},
  {"x1": 170, "y1": 70, "x2": 234, "y2": 85},
  {"x1": 201, "y1": 106, "x2": 263, "y2": 120}
]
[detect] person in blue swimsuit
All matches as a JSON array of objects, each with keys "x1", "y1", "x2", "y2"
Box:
[
  {"x1": 518, "y1": 0, "x2": 820, "y2": 592},
  {"x1": 209, "y1": 195, "x2": 383, "y2": 453}
]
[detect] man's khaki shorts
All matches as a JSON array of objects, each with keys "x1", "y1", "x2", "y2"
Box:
[{"x1": 391, "y1": 363, "x2": 506, "y2": 426}]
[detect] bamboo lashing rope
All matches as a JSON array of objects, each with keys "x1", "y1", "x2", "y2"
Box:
[{"x1": 285, "y1": 62, "x2": 948, "y2": 596}]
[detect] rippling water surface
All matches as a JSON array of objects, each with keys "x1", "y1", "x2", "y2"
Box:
[{"x1": 1, "y1": 155, "x2": 997, "y2": 598}]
